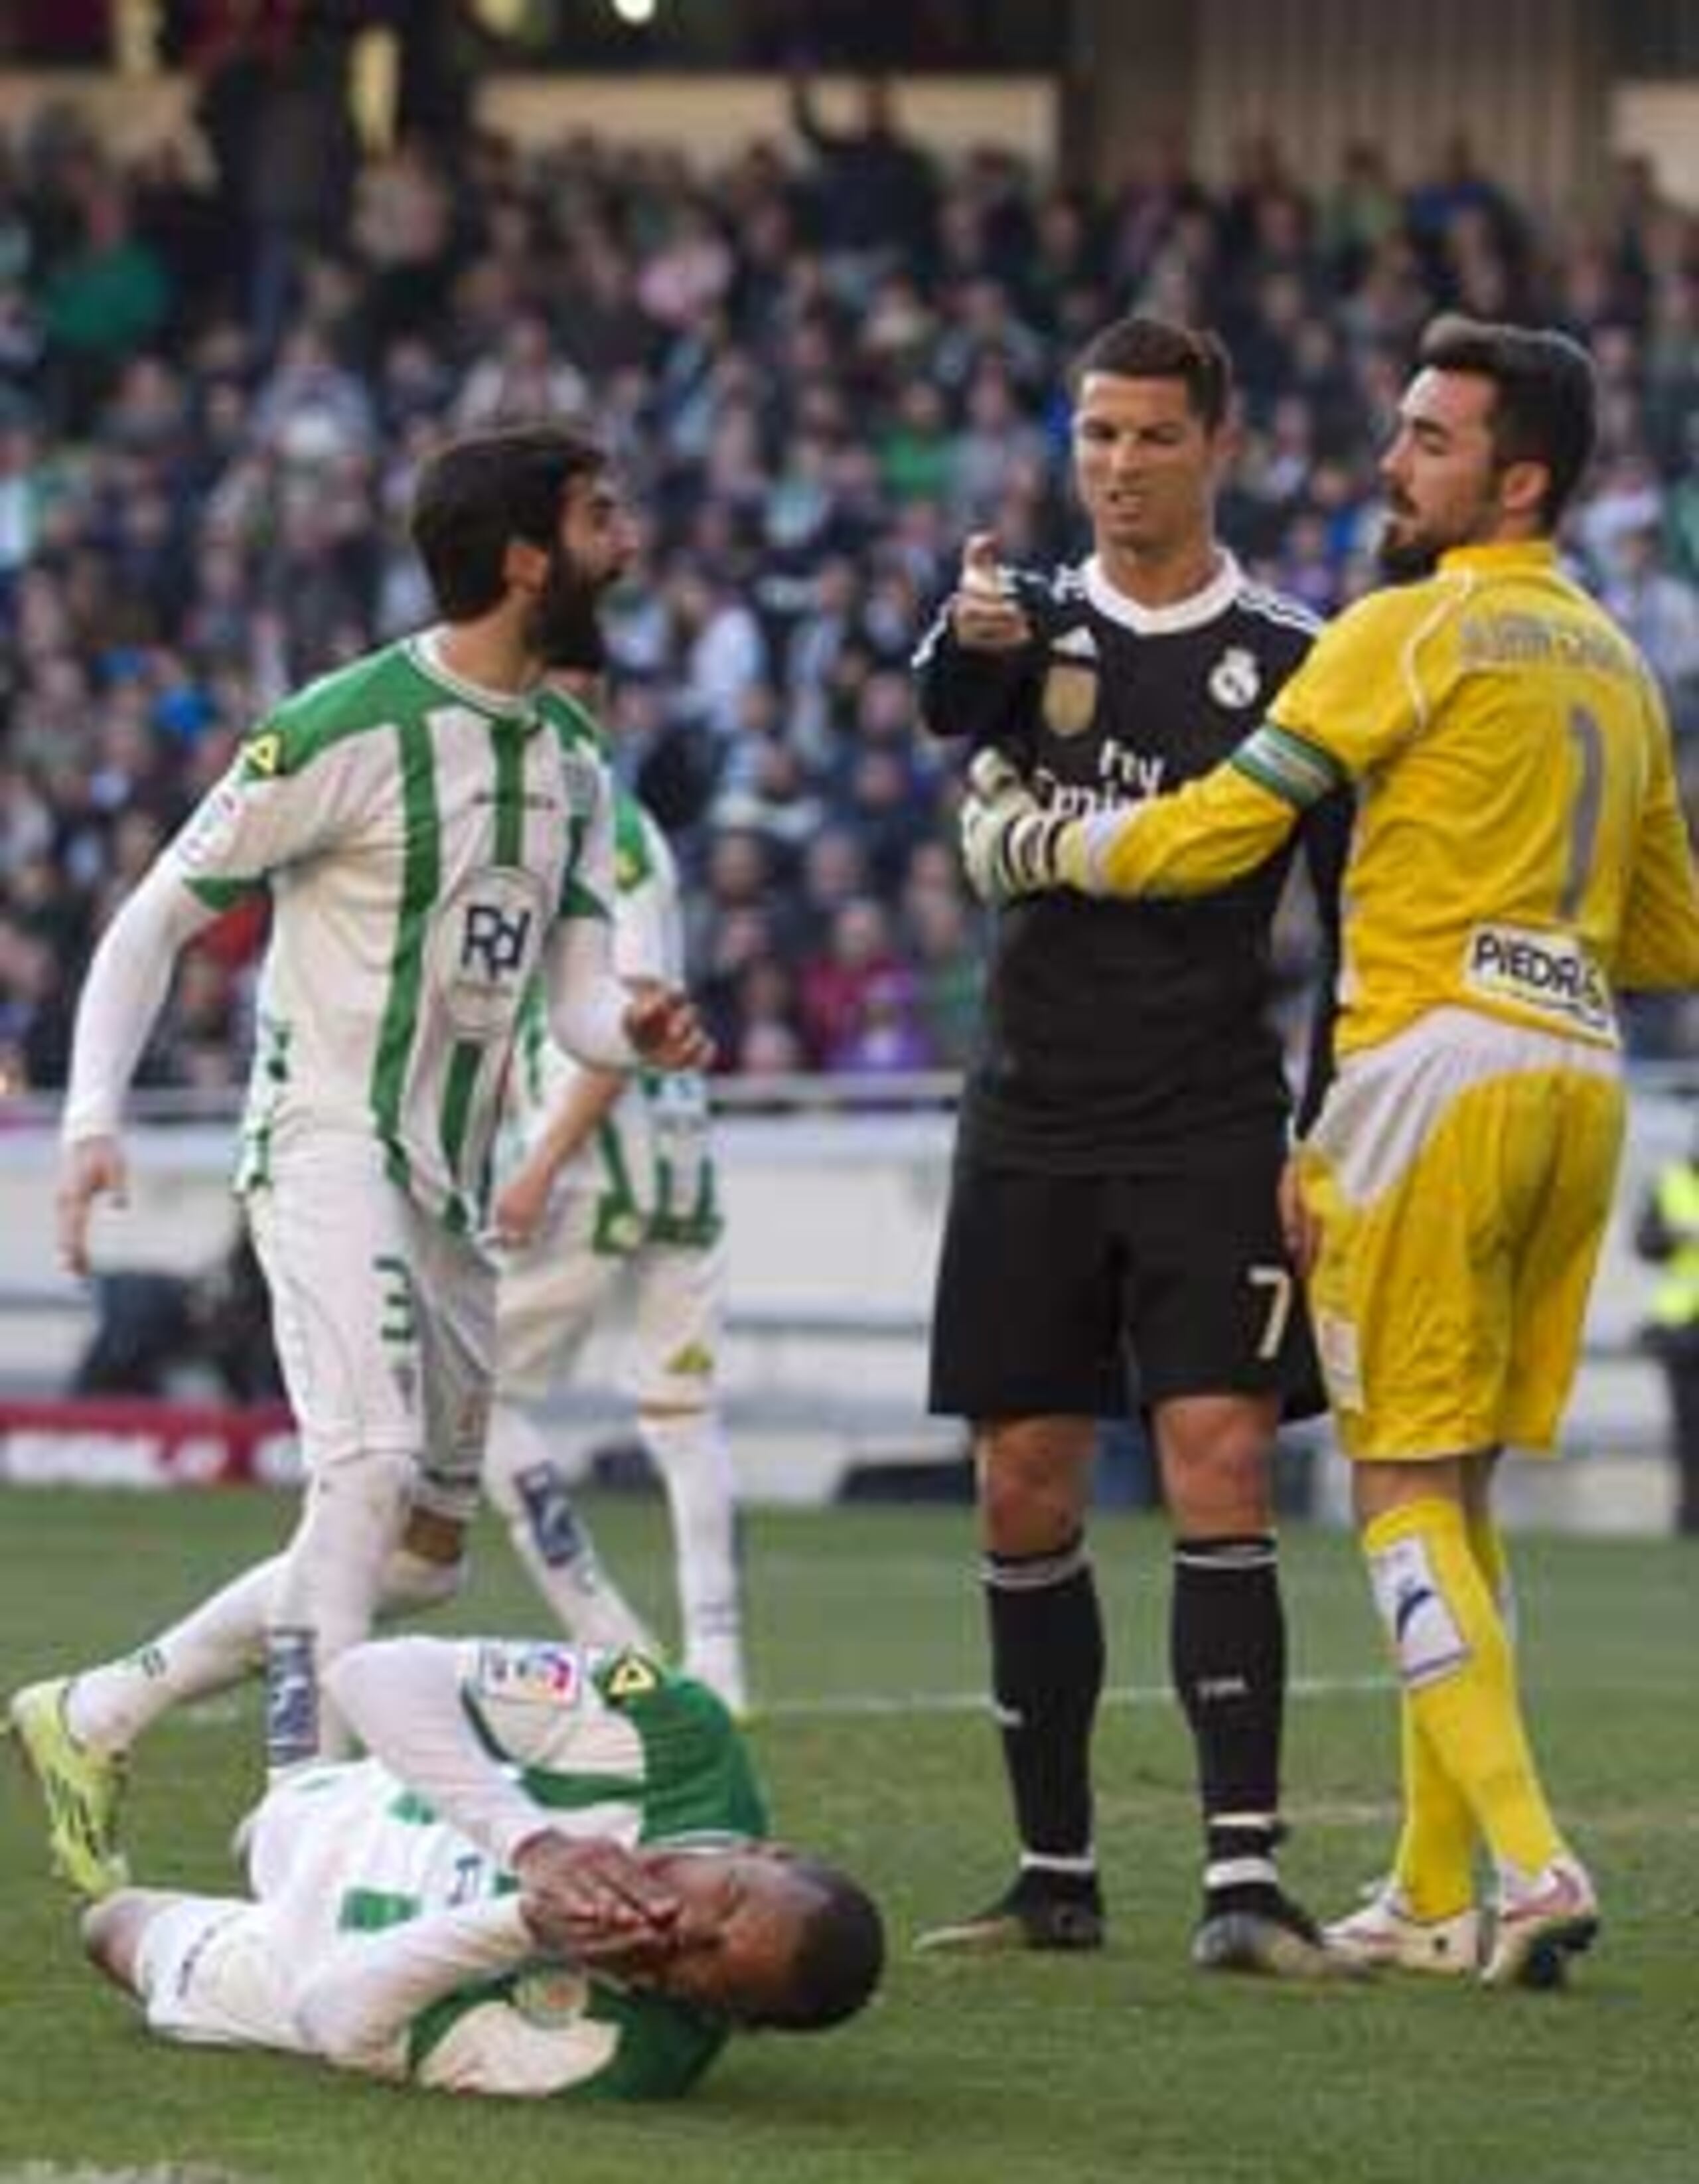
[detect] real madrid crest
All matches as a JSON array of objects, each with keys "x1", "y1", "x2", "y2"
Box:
[
  {"x1": 1209, "y1": 646, "x2": 1261, "y2": 710},
  {"x1": 1041, "y1": 660, "x2": 1098, "y2": 740}
]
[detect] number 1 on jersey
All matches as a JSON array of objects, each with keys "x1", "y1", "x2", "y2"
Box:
[{"x1": 1558, "y1": 704, "x2": 1603, "y2": 922}]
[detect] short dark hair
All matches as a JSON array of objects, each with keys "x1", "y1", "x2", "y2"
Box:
[
  {"x1": 1069, "y1": 314, "x2": 1233, "y2": 431},
  {"x1": 1417, "y1": 314, "x2": 1597, "y2": 528},
  {"x1": 409, "y1": 422, "x2": 608, "y2": 621},
  {"x1": 756, "y1": 1859, "x2": 885, "y2": 2033}
]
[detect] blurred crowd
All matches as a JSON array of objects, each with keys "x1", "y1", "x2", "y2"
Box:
[{"x1": 3, "y1": 36, "x2": 1699, "y2": 1100}]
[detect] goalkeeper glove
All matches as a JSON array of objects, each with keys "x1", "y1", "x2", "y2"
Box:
[{"x1": 958, "y1": 748, "x2": 1078, "y2": 903}]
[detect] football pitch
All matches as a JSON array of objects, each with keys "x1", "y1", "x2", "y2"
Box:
[{"x1": 2, "y1": 1486, "x2": 1696, "y2": 2184}]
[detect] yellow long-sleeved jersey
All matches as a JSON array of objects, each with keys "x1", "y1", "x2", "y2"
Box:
[{"x1": 1062, "y1": 540, "x2": 1699, "y2": 1056}]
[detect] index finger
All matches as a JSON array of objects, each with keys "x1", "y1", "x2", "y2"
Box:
[
  {"x1": 523, "y1": 1836, "x2": 682, "y2": 1928},
  {"x1": 578, "y1": 1843, "x2": 683, "y2": 1926}
]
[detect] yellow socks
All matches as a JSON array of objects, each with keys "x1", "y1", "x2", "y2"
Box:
[
  {"x1": 1392, "y1": 1705, "x2": 1476, "y2": 1920},
  {"x1": 1467, "y1": 1508, "x2": 1516, "y2": 1643},
  {"x1": 1364, "y1": 1498, "x2": 1560, "y2": 1885},
  {"x1": 1388, "y1": 1506, "x2": 1521, "y2": 1914}
]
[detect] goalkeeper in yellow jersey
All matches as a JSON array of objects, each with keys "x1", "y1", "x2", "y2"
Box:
[{"x1": 961, "y1": 314, "x2": 1699, "y2": 1990}]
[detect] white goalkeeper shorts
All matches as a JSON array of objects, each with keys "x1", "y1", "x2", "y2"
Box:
[
  {"x1": 496, "y1": 1189, "x2": 726, "y2": 1413},
  {"x1": 245, "y1": 1124, "x2": 497, "y2": 1525}
]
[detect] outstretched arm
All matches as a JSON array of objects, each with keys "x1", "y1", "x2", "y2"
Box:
[
  {"x1": 960, "y1": 723, "x2": 1339, "y2": 905},
  {"x1": 959, "y1": 589, "x2": 1441, "y2": 908}
]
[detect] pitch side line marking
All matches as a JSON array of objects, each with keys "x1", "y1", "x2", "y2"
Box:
[
  {"x1": 759, "y1": 1674, "x2": 1393, "y2": 1719},
  {"x1": 167, "y1": 1672, "x2": 1392, "y2": 1732}
]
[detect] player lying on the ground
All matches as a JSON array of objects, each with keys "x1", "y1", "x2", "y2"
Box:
[{"x1": 55, "y1": 1635, "x2": 882, "y2": 2099}]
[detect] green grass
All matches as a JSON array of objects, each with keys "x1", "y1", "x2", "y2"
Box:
[{"x1": 3, "y1": 1488, "x2": 1697, "y2": 2184}]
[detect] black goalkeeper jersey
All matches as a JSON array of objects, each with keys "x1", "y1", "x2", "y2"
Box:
[{"x1": 914, "y1": 551, "x2": 1348, "y2": 1175}]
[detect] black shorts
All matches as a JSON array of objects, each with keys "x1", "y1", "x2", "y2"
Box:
[{"x1": 928, "y1": 1137, "x2": 1323, "y2": 1423}]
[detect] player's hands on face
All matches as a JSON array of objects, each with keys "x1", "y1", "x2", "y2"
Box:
[
  {"x1": 625, "y1": 986, "x2": 715, "y2": 1073},
  {"x1": 515, "y1": 1833, "x2": 684, "y2": 1972},
  {"x1": 950, "y1": 532, "x2": 1032, "y2": 653},
  {"x1": 1278, "y1": 1155, "x2": 1321, "y2": 1278},
  {"x1": 56, "y1": 1134, "x2": 128, "y2": 1278}
]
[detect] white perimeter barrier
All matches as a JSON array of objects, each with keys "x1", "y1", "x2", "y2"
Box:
[{"x1": 0, "y1": 1074, "x2": 1690, "y2": 1527}]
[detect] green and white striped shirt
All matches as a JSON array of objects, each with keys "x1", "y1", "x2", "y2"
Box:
[{"x1": 67, "y1": 630, "x2": 629, "y2": 1235}]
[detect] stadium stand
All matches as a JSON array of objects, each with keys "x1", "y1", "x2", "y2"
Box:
[{"x1": 1, "y1": 32, "x2": 1698, "y2": 1102}]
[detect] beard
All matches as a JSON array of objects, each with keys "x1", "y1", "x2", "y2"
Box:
[
  {"x1": 1376, "y1": 477, "x2": 1504, "y2": 582},
  {"x1": 529, "y1": 542, "x2": 609, "y2": 671},
  {"x1": 1376, "y1": 512, "x2": 1441, "y2": 582}
]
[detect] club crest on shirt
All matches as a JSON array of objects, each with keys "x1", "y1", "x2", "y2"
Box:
[
  {"x1": 1208, "y1": 647, "x2": 1262, "y2": 710},
  {"x1": 475, "y1": 1641, "x2": 584, "y2": 1707},
  {"x1": 429, "y1": 864, "x2": 549, "y2": 1040},
  {"x1": 1041, "y1": 661, "x2": 1098, "y2": 740},
  {"x1": 512, "y1": 1965, "x2": 591, "y2": 2027}
]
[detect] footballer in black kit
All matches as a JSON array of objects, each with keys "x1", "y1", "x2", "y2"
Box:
[
  {"x1": 917, "y1": 552, "x2": 1345, "y2": 1425},
  {"x1": 909, "y1": 306, "x2": 1352, "y2": 1979}
]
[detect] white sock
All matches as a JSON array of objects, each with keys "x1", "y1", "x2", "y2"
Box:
[
  {"x1": 64, "y1": 1531, "x2": 467, "y2": 1764},
  {"x1": 485, "y1": 1401, "x2": 657, "y2": 1654},
  {"x1": 638, "y1": 1407, "x2": 745, "y2": 1704},
  {"x1": 67, "y1": 1557, "x2": 281, "y2": 1756}
]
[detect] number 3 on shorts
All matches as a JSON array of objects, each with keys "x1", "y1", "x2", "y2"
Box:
[{"x1": 1247, "y1": 1264, "x2": 1293, "y2": 1362}]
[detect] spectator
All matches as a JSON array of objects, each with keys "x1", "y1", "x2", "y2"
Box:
[
  {"x1": 1600, "y1": 519, "x2": 1699, "y2": 740},
  {"x1": 797, "y1": 896, "x2": 916, "y2": 1068},
  {"x1": 242, "y1": 21, "x2": 360, "y2": 351},
  {"x1": 3, "y1": 98, "x2": 1699, "y2": 1089},
  {"x1": 902, "y1": 860, "x2": 982, "y2": 1069},
  {"x1": 39, "y1": 179, "x2": 171, "y2": 428},
  {"x1": 453, "y1": 309, "x2": 589, "y2": 432},
  {"x1": 787, "y1": 70, "x2": 938, "y2": 286},
  {"x1": 723, "y1": 952, "x2": 808, "y2": 1078}
]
